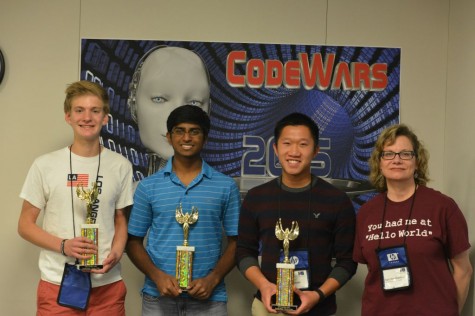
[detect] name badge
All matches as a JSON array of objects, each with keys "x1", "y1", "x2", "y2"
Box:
[
  {"x1": 280, "y1": 249, "x2": 310, "y2": 290},
  {"x1": 376, "y1": 245, "x2": 412, "y2": 291}
]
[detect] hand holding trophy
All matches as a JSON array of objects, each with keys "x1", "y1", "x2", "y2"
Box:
[
  {"x1": 175, "y1": 204, "x2": 199, "y2": 291},
  {"x1": 272, "y1": 218, "x2": 299, "y2": 311},
  {"x1": 76, "y1": 182, "x2": 103, "y2": 270}
]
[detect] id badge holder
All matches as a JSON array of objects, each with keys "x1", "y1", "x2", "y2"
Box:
[
  {"x1": 376, "y1": 245, "x2": 412, "y2": 291},
  {"x1": 280, "y1": 249, "x2": 310, "y2": 290}
]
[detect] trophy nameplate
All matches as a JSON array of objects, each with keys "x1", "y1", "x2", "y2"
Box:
[
  {"x1": 175, "y1": 204, "x2": 198, "y2": 291},
  {"x1": 76, "y1": 182, "x2": 103, "y2": 271},
  {"x1": 272, "y1": 219, "x2": 299, "y2": 311}
]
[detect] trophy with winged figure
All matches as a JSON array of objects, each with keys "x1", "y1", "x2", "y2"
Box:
[
  {"x1": 272, "y1": 218, "x2": 299, "y2": 311},
  {"x1": 175, "y1": 204, "x2": 199, "y2": 290},
  {"x1": 76, "y1": 182, "x2": 103, "y2": 270}
]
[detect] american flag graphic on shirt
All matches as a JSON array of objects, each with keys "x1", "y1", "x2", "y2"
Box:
[{"x1": 67, "y1": 174, "x2": 89, "y2": 187}]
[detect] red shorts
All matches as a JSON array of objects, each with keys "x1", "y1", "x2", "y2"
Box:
[{"x1": 37, "y1": 279, "x2": 126, "y2": 316}]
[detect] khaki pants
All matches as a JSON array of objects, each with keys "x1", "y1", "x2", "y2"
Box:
[
  {"x1": 251, "y1": 297, "x2": 335, "y2": 316},
  {"x1": 251, "y1": 298, "x2": 286, "y2": 316}
]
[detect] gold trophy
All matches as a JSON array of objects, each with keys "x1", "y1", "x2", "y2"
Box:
[
  {"x1": 76, "y1": 182, "x2": 103, "y2": 270},
  {"x1": 272, "y1": 219, "x2": 299, "y2": 311},
  {"x1": 175, "y1": 204, "x2": 198, "y2": 291}
]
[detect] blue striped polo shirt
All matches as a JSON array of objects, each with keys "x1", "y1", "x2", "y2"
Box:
[{"x1": 128, "y1": 158, "x2": 240, "y2": 302}]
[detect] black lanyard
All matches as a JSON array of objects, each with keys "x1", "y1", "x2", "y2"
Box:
[{"x1": 377, "y1": 186, "x2": 417, "y2": 250}]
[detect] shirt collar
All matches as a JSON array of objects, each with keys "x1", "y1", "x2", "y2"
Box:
[{"x1": 163, "y1": 157, "x2": 213, "y2": 180}]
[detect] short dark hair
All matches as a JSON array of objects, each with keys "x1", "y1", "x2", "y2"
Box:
[
  {"x1": 274, "y1": 112, "x2": 319, "y2": 148},
  {"x1": 167, "y1": 105, "x2": 211, "y2": 137}
]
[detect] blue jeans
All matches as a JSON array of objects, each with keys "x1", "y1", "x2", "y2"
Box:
[{"x1": 142, "y1": 294, "x2": 227, "y2": 316}]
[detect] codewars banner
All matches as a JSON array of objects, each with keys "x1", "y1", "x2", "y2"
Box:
[{"x1": 80, "y1": 39, "x2": 400, "y2": 208}]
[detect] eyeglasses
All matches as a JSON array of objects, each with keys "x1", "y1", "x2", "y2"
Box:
[
  {"x1": 380, "y1": 151, "x2": 416, "y2": 160},
  {"x1": 171, "y1": 127, "x2": 203, "y2": 137}
]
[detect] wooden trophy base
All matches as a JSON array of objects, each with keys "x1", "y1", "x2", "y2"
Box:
[{"x1": 76, "y1": 264, "x2": 104, "y2": 271}]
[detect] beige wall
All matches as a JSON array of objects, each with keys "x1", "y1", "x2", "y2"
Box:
[
  {"x1": 446, "y1": 0, "x2": 475, "y2": 315},
  {"x1": 0, "y1": 0, "x2": 473, "y2": 315}
]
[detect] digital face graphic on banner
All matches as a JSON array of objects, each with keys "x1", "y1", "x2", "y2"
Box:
[
  {"x1": 80, "y1": 39, "x2": 400, "y2": 209},
  {"x1": 128, "y1": 46, "x2": 210, "y2": 175}
]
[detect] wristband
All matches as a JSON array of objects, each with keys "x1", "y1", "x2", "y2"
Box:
[
  {"x1": 316, "y1": 288, "x2": 326, "y2": 302},
  {"x1": 60, "y1": 239, "x2": 68, "y2": 256}
]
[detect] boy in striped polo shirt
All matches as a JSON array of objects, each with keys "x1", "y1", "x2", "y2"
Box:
[{"x1": 127, "y1": 105, "x2": 241, "y2": 316}]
